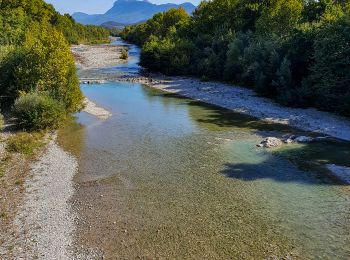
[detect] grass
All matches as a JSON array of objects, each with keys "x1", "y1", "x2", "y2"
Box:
[
  {"x1": 6, "y1": 132, "x2": 45, "y2": 156},
  {"x1": 0, "y1": 150, "x2": 11, "y2": 178}
]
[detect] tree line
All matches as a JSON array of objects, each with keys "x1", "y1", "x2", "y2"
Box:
[
  {"x1": 0, "y1": 0, "x2": 110, "y2": 130},
  {"x1": 121, "y1": 0, "x2": 350, "y2": 117}
]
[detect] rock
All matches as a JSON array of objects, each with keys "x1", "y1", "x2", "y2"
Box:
[
  {"x1": 283, "y1": 138, "x2": 294, "y2": 144},
  {"x1": 295, "y1": 136, "x2": 314, "y2": 143},
  {"x1": 326, "y1": 164, "x2": 350, "y2": 184},
  {"x1": 257, "y1": 137, "x2": 283, "y2": 148}
]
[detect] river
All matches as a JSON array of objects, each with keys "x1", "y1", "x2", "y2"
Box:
[{"x1": 59, "y1": 38, "x2": 350, "y2": 259}]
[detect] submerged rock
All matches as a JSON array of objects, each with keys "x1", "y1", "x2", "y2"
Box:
[
  {"x1": 295, "y1": 136, "x2": 314, "y2": 143},
  {"x1": 257, "y1": 137, "x2": 283, "y2": 148}
]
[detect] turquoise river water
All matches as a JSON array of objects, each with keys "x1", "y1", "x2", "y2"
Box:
[{"x1": 58, "y1": 39, "x2": 350, "y2": 259}]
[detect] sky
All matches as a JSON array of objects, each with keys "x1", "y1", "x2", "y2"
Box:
[{"x1": 44, "y1": 0, "x2": 200, "y2": 14}]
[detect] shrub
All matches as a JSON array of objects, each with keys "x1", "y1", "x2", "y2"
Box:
[
  {"x1": 13, "y1": 93, "x2": 65, "y2": 130},
  {"x1": 120, "y1": 48, "x2": 129, "y2": 59},
  {"x1": 6, "y1": 132, "x2": 44, "y2": 156}
]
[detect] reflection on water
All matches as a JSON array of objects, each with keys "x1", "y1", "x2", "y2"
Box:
[{"x1": 59, "y1": 82, "x2": 350, "y2": 259}]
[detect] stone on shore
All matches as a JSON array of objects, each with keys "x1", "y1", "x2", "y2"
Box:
[{"x1": 257, "y1": 137, "x2": 283, "y2": 148}]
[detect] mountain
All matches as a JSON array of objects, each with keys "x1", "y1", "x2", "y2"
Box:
[{"x1": 72, "y1": 0, "x2": 196, "y2": 25}]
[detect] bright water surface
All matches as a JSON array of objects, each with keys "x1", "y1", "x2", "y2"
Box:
[{"x1": 59, "y1": 39, "x2": 350, "y2": 259}]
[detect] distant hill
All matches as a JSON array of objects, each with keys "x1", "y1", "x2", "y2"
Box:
[
  {"x1": 100, "y1": 21, "x2": 127, "y2": 30},
  {"x1": 72, "y1": 0, "x2": 196, "y2": 25}
]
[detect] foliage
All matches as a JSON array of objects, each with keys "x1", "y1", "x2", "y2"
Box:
[
  {"x1": 0, "y1": 26, "x2": 83, "y2": 112},
  {"x1": 121, "y1": 48, "x2": 129, "y2": 59},
  {"x1": 121, "y1": 0, "x2": 350, "y2": 116},
  {"x1": 0, "y1": 0, "x2": 100, "y2": 131},
  {"x1": 13, "y1": 93, "x2": 65, "y2": 131},
  {"x1": 0, "y1": 0, "x2": 109, "y2": 45},
  {"x1": 309, "y1": 14, "x2": 350, "y2": 116},
  {"x1": 121, "y1": 8, "x2": 190, "y2": 45},
  {"x1": 6, "y1": 132, "x2": 44, "y2": 156}
]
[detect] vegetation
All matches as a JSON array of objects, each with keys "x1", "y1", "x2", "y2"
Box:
[
  {"x1": 0, "y1": 0, "x2": 110, "y2": 45},
  {"x1": 121, "y1": 48, "x2": 129, "y2": 59},
  {"x1": 6, "y1": 132, "x2": 44, "y2": 156},
  {"x1": 0, "y1": 112, "x2": 3, "y2": 130},
  {"x1": 121, "y1": 1, "x2": 350, "y2": 117},
  {"x1": 13, "y1": 93, "x2": 65, "y2": 131},
  {"x1": 0, "y1": 0, "x2": 108, "y2": 130}
]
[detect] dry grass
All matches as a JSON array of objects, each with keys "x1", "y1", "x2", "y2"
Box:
[{"x1": 6, "y1": 132, "x2": 45, "y2": 156}]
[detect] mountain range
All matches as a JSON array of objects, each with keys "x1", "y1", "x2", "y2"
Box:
[{"x1": 72, "y1": 0, "x2": 196, "y2": 26}]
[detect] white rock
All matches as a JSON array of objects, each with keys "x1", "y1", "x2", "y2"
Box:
[
  {"x1": 283, "y1": 138, "x2": 294, "y2": 144},
  {"x1": 258, "y1": 137, "x2": 283, "y2": 148}
]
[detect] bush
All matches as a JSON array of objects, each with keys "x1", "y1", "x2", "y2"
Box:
[
  {"x1": 6, "y1": 132, "x2": 44, "y2": 156},
  {"x1": 13, "y1": 93, "x2": 65, "y2": 130},
  {"x1": 120, "y1": 48, "x2": 128, "y2": 59}
]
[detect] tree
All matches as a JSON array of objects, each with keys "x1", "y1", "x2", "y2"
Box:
[
  {"x1": 0, "y1": 24, "x2": 83, "y2": 112},
  {"x1": 310, "y1": 15, "x2": 350, "y2": 116},
  {"x1": 256, "y1": 0, "x2": 303, "y2": 39}
]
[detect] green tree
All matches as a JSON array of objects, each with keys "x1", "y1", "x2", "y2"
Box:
[
  {"x1": 310, "y1": 15, "x2": 350, "y2": 116},
  {"x1": 0, "y1": 24, "x2": 83, "y2": 112}
]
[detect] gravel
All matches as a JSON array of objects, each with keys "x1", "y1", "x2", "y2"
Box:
[
  {"x1": 71, "y1": 44, "x2": 124, "y2": 70},
  {"x1": 83, "y1": 97, "x2": 112, "y2": 120},
  {"x1": 13, "y1": 135, "x2": 78, "y2": 259}
]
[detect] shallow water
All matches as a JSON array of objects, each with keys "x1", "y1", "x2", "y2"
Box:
[
  {"x1": 58, "y1": 38, "x2": 350, "y2": 258},
  {"x1": 59, "y1": 81, "x2": 350, "y2": 259}
]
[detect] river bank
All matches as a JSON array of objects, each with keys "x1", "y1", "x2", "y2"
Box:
[
  {"x1": 0, "y1": 132, "x2": 78, "y2": 259},
  {"x1": 83, "y1": 97, "x2": 112, "y2": 120},
  {"x1": 12, "y1": 135, "x2": 77, "y2": 259},
  {"x1": 71, "y1": 44, "x2": 126, "y2": 70}
]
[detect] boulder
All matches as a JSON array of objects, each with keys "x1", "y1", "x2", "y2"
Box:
[{"x1": 257, "y1": 137, "x2": 283, "y2": 148}]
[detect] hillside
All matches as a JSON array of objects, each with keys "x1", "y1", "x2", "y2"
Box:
[{"x1": 72, "y1": 0, "x2": 196, "y2": 25}]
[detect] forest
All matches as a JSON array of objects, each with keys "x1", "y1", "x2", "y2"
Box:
[
  {"x1": 0, "y1": 0, "x2": 110, "y2": 130},
  {"x1": 121, "y1": 0, "x2": 350, "y2": 117}
]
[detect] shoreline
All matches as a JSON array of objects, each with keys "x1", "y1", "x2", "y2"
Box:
[
  {"x1": 115, "y1": 74, "x2": 350, "y2": 141},
  {"x1": 12, "y1": 135, "x2": 78, "y2": 259},
  {"x1": 83, "y1": 97, "x2": 112, "y2": 120}
]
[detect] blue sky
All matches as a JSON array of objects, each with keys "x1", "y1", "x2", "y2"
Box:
[{"x1": 44, "y1": 0, "x2": 199, "y2": 14}]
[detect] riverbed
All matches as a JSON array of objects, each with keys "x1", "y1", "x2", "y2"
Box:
[{"x1": 59, "y1": 38, "x2": 350, "y2": 258}]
